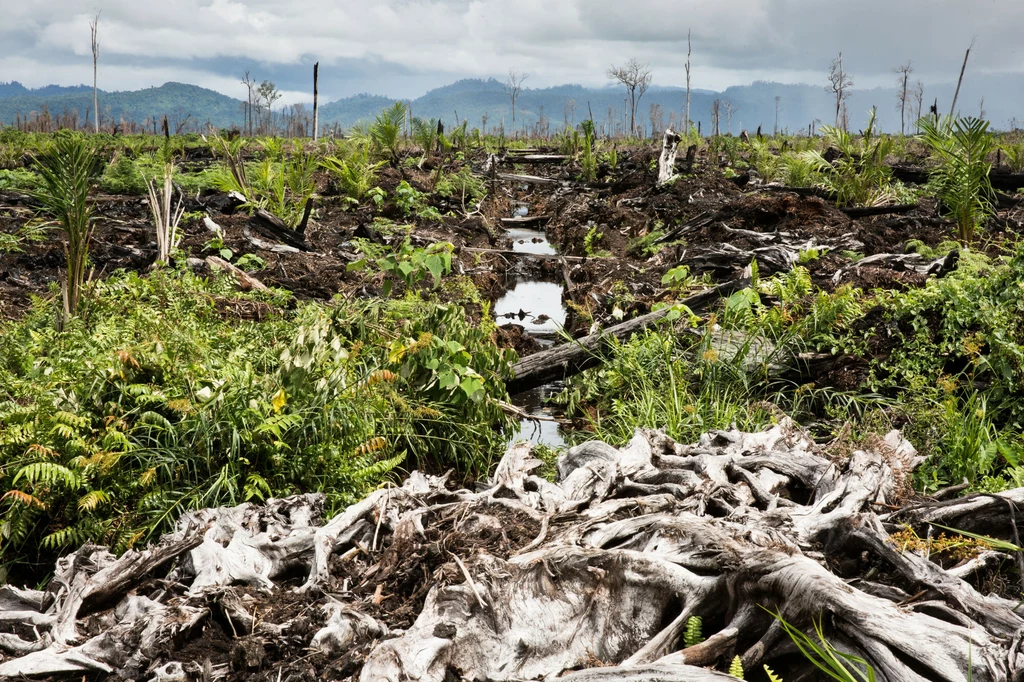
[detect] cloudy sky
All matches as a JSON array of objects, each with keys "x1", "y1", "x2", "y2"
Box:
[{"x1": 0, "y1": 0, "x2": 1020, "y2": 103}]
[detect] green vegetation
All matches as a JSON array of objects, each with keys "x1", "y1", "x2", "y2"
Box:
[
  {"x1": 920, "y1": 116, "x2": 996, "y2": 243},
  {"x1": 0, "y1": 268, "x2": 514, "y2": 579},
  {"x1": 32, "y1": 132, "x2": 98, "y2": 321}
]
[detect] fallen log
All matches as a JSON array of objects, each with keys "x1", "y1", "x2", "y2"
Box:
[
  {"x1": 253, "y1": 209, "x2": 311, "y2": 251},
  {"x1": 499, "y1": 215, "x2": 551, "y2": 227},
  {"x1": 205, "y1": 255, "x2": 267, "y2": 291},
  {"x1": 841, "y1": 203, "x2": 918, "y2": 218},
  {"x1": 507, "y1": 278, "x2": 749, "y2": 394},
  {"x1": 497, "y1": 172, "x2": 563, "y2": 186},
  {"x1": 502, "y1": 154, "x2": 568, "y2": 164}
]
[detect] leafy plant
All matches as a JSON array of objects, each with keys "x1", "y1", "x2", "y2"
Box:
[
  {"x1": 920, "y1": 116, "x2": 995, "y2": 244},
  {"x1": 684, "y1": 616, "x2": 704, "y2": 648},
  {"x1": 348, "y1": 238, "x2": 454, "y2": 297},
  {"x1": 580, "y1": 119, "x2": 598, "y2": 182},
  {"x1": 31, "y1": 132, "x2": 99, "y2": 320},
  {"x1": 728, "y1": 656, "x2": 744, "y2": 679},
  {"x1": 803, "y1": 111, "x2": 896, "y2": 207},
  {"x1": 370, "y1": 101, "x2": 408, "y2": 164},
  {"x1": 322, "y1": 145, "x2": 385, "y2": 202},
  {"x1": 767, "y1": 609, "x2": 876, "y2": 682}
]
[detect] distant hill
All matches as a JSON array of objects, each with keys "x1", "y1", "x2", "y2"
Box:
[
  {"x1": 2, "y1": 75, "x2": 1022, "y2": 134},
  {"x1": 0, "y1": 82, "x2": 244, "y2": 130}
]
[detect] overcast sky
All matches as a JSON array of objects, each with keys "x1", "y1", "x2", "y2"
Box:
[{"x1": 0, "y1": 0, "x2": 1020, "y2": 104}]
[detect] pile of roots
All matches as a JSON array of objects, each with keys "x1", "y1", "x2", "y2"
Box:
[{"x1": 1, "y1": 419, "x2": 1022, "y2": 682}]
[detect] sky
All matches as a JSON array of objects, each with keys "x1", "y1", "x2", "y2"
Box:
[{"x1": 1, "y1": 0, "x2": 1021, "y2": 104}]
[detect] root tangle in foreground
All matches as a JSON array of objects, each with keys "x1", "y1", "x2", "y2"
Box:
[{"x1": 1, "y1": 419, "x2": 1022, "y2": 682}]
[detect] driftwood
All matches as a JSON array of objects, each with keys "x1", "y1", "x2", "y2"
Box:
[
  {"x1": 508, "y1": 278, "x2": 749, "y2": 394},
  {"x1": 0, "y1": 420, "x2": 1021, "y2": 680}
]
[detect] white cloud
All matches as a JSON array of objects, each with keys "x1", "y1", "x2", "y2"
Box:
[{"x1": 3, "y1": 0, "x2": 1024, "y2": 98}]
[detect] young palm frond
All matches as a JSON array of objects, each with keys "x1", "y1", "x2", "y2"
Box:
[
  {"x1": 32, "y1": 133, "x2": 99, "y2": 321},
  {"x1": 919, "y1": 115, "x2": 995, "y2": 244},
  {"x1": 411, "y1": 117, "x2": 440, "y2": 168},
  {"x1": 370, "y1": 101, "x2": 408, "y2": 164}
]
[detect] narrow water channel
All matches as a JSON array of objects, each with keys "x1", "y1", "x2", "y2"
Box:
[{"x1": 494, "y1": 207, "x2": 570, "y2": 449}]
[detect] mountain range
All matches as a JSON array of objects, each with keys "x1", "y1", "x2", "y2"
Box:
[{"x1": 1, "y1": 74, "x2": 1020, "y2": 135}]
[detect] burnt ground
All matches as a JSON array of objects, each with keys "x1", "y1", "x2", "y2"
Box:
[{"x1": 2, "y1": 145, "x2": 1021, "y2": 405}]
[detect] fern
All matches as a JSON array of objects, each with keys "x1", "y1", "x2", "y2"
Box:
[
  {"x1": 763, "y1": 665, "x2": 783, "y2": 682},
  {"x1": 684, "y1": 615, "x2": 704, "y2": 648},
  {"x1": 729, "y1": 655, "x2": 744, "y2": 679},
  {"x1": 13, "y1": 462, "x2": 82, "y2": 488},
  {"x1": 77, "y1": 489, "x2": 112, "y2": 512}
]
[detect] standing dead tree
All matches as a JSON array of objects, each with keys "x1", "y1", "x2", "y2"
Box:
[
  {"x1": 710, "y1": 98, "x2": 722, "y2": 137},
  {"x1": 895, "y1": 62, "x2": 913, "y2": 135},
  {"x1": 684, "y1": 30, "x2": 692, "y2": 132},
  {"x1": 505, "y1": 69, "x2": 528, "y2": 139},
  {"x1": 90, "y1": 12, "x2": 100, "y2": 134},
  {"x1": 312, "y1": 63, "x2": 319, "y2": 142},
  {"x1": 912, "y1": 80, "x2": 925, "y2": 133},
  {"x1": 827, "y1": 51, "x2": 853, "y2": 129},
  {"x1": 949, "y1": 42, "x2": 973, "y2": 120},
  {"x1": 240, "y1": 72, "x2": 255, "y2": 137},
  {"x1": 608, "y1": 58, "x2": 652, "y2": 138},
  {"x1": 774, "y1": 95, "x2": 782, "y2": 135},
  {"x1": 724, "y1": 100, "x2": 737, "y2": 135}
]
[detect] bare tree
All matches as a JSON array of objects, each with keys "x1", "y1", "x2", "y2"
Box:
[
  {"x1": 724, "y1": 100, "x2": 737, "y2": 135},
  {"x1": 90, "y1": 12, "x2": 100, "y2": 133},
  {"x1": 240, "y1": 72, "x2": 255, "y2": 136},
  {"x1": 649, "y1": 102, "x2": 664, "y2": 135},
  {"x1": 257, "y1": 81, "x2": 281, "y2": 134},
  {"x1": 912, "y1": 81, "x2": 925, "y2": 133},
  {"x1": 312, "y1": 63, "x2": 319, "y2": 141},
  {"x1": 894, "y1": 62, "x2": 913, "y2": 135},
  {"x1": 504, "y1": 69, "x2": 528, "y2": 137},
  {"x1": 684, "y1": 30, "x2": 692, "y2": 132},
  {"x1": 710, "y1": 99, "x2": 722, "y2": 137},
  {"x1": 827, "y1": 52, "x2": 853, "y2": 129},
  {"x1": 607, "y1": 58, "x2": 652, "y2": 137},
  {"x1": 774, "y1": 95, "x2": 782, "y2": 135},
  {"x1": 563, "y1": 98, "x2": 578, "y2": 130}
]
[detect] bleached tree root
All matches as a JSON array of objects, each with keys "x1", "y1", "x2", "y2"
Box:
[{"x1": 1, "y1": 420, "x2": 1022, "y2": 681}]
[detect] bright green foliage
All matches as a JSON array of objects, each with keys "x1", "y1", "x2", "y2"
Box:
[
  {"x1": 919, "y1": 116, "x2": 995, "y2": 244},
  {"x1": 435, "y1": 166, "x2": 487, "y2": 205},
  {"x1": 767, "y1": 609, "x2": 876, "y2": 682},
  {"x1": 322, "y1": 145, "x2": 385, "y2": 202},
  {"x1": 370, "y1": 101, "x2": 408, "y2": 164},
  {"x1": 803, "y1": 112, "x2": 897, "y2": 207},
  {"x1": 32, "y1": 131, "x2": 99, "y2": 319},
  {"x1": 411, "y1": 117, "x2": 440, "y2": 168},
  {"x1": 0, "y1": 169, "x2": 43, "y2": 191},
  {"x1": 683, "y1": 616, "x2": 704, "y2": 648},
  {"x1": 0, "y1": 269, "x2": 514, "y2": 580},
  {"x1": 580, "y1": 119, "x2": 598, "y2": 182},
  {"x1": 349, "y1": 238, "x2": 454, "y2": 297},
  {"x1": 763, "y1": 666, "x2": 783, "y2": 682},
  {"x1": 728, "y1": 656, "x2": 744, "y2": 679}
]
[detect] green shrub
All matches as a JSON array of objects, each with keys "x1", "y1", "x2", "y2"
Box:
[{"x1": 0, "y1": 268, "x2": 514, "y2": 580}]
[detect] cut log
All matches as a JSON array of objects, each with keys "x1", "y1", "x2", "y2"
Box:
[
  {"x1": 503, "y1": 154, "x2": 568, "y2": 164},
  {"x1": 507, "y1": 278, "x2": 749, "y2": 394}
]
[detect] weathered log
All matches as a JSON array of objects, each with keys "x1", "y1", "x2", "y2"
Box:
[
  {"x1": 497, "y1": 173, "x2": 563, "y2": 186},
  {"x1": 242, "y1": 225, "x2": 302, "y2": 254},
  {"x1": 499, "y1": 215, "x2": 550, "y2": 227},
  {"x1": 841, "y1": 203, "x2": 918, "y2": 218},
  {"x1": 508, "y1": 278, "x2": 750, "y2": 394},
  {"x1": 253, "y1": 209, "x2": 311, "y2": 251},
  {"x1": 205, "y1": 255, "x2": 267, "y2": 291},
  {"x1": 502, "y1": 154, "x2": 568, "y2": 164}
]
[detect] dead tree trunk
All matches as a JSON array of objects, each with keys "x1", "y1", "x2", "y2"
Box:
[{"x1": 657, "y1": 128, "x2": 682, "y2": 184}]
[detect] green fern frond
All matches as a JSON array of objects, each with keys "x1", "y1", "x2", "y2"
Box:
[
  {"x1": 77, "y1": 489, "x2": 112, "y2": 512},
  {"x1": 13, "y1": 462, "x2": 82, "y2": 489},
  {"x1": 763, "y1": 665, "x2": 783, "y2": 682},
  {"x1": 728, "y1": 655, "x2": 744, "y2": 679},
  {"x1": 684, "y1": 615, "x2": 704, "y2": 648}
]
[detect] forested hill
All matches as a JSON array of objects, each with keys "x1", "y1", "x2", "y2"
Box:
[
  {"x1": 2, "y1": 75, "x2": 1022, "y2": 134},
  {"x1": 0, "y1": 82, "x2": 244, "y2": 130}
]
